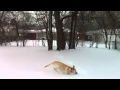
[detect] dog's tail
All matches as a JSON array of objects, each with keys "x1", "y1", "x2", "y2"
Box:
[{"x1": 44, "y1": 63, "x2": 52, "y2": 68}]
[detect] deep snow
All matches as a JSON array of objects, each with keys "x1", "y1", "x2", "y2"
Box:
[{"x1": 0, "y1": 40, "x2": 120, "y2": 79}]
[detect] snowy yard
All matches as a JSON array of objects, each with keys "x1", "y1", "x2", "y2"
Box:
[{"x1": 0, "y1": 40, "x2": 120, "y2": 79}]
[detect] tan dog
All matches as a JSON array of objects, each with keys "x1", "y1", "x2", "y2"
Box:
[{"x1": 44, "y1": 61, "x2": 77, "y2": 75}]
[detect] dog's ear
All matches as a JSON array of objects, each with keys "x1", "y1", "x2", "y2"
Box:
[{"x1": 73, "y1": 65, "x2": 75, "y2": 68}]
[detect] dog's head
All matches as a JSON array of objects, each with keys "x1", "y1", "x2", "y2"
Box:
[{"x1": 70, "y1": 65, "x2": 77, "y2": 74}]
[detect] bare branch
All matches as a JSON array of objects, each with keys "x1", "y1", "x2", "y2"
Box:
[{"x1": 61, "y1": 14, "x2": 72, "y2": 21}]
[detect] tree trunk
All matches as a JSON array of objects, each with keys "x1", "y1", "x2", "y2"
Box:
[
  {"x1": 107, "y1": 11, "x2": 118, "y2": 50},
  {"x1": 0, "y1": 11, "x2": 5, "y2": 46},
  {"x1": 41, "y1": 31, "x2": 45, "y2": 47},
  {"x1": 95, "y1": 34, "x2": 98, "y2": 48},
  {"x1": 15, "y1": 23, "x2": 19, "y2": 46},
  {"x1": 104, "y1": 29, "x2": 108, "y2": 48},
  {"x1": 69, "y1": 11, "x2": 77, "y2": 49},
  {"x1": 48, "y1": 11, "x2": 53, "y2": 50},
  {"x1": 69, "y1": 15, "x2": 74, "y2": 49},
  {"x1": 44, "y1": 11, "x2": 53, "y2": 50},
  {"x1": 1, "y1": 27, "x2": 5, "y2": 46},
  {"x1": 81, "y1": 34, "x2": 84, "y2": 47},
  {"x1": 81, "y1": 13, "x2": 85, "y2": 47},
  {"x1": 22, "y1": 32, "x2": 25, "y2": 47},
  {"x1": 114, "y1": 29, "x2": 117, "y2": 49},
  {"x1": 72, "y1": 12, "x2": 77, "y2": 48},
  {"x1": 102, "y1": 17, "x2": 108, "y2": 48},
  {"x1": 115, "y1": 34, "x2": 117, "y2": 49},
  {"x1": 54, "y1": 11, "x2": 65, "y2": 50},
  {"x1": 43, "y1": 11, "x2": 50, "y2": 49},
  {"x1": 16, "y1": 31, "x2": 19, "y2": 46},
  {"x1": 109, "y1": 30, "x2": 112, "y2": 49}
]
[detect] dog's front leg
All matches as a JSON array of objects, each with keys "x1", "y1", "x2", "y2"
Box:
[{"x1": 64, "y1": 67, "x2": 69, "y2": 75}]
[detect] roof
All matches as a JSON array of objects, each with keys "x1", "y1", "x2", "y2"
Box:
[{"x1": 19, "y1": 28, "x2": 57, "y2": 33}]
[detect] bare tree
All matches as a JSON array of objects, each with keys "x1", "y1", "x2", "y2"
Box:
[
  {"x1": 54, "y1": 11, "x2": 65, "y2": 50},
  {"x1": 0, "y1": 11, "x2": 12, "y2": 46},
  {"x1": 95, "y1": 11, "x2": 109, "y2": 48},
  {"x1": 34, "y1": 11, "x2": 54, "y2": 50},
  {"x1": 106, "y1": 11, "x2": 120, "y2": 49},
  {"x1": 20, "y1": 11, "x2": 33, "y2": 47},
  {"x1": 0, "y1": 11, "x2": 5, "y2": 45},
  {"x1": 69, "y1": 11, "x2": 78, "y2": 49},
  {"x1": 48, "y1": 11, "x2": 53, "y2": 50},
  {"x1": 10, "y1": 11, "x2": 22, "y2": 46}
]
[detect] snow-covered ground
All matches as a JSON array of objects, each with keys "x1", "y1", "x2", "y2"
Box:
[{"x1": 0, "y1": 40, "x2": 120, "y2": 79}]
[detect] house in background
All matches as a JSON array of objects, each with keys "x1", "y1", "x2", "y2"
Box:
[
  {"x1": 86, "y1": 29, "x2": 120, "y2": 49},
  {"x1": 75, "y1": 33, "x2": 92, "y2": 41},
  {"x1": 21, "y1": 28, "x2": 92, "y2": 41},
  {"x1": 64, "y1": 28, "x2": 92, "y2": 41},
  {"x1": 19, "y1": 28, "x2": 57, "y2": 40}
]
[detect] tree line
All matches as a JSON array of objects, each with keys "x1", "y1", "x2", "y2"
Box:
[{"x1": 0, "y1": 11, "x2": 120, "y2": 50}]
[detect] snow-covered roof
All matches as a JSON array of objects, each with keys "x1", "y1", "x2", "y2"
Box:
[
  {"x1": 19, "y1": 29, "x2": 42, "y2": 33},
  {"x1": 19, "y1": 28, "x2": 57, "y2": 33},
  {"x1": 42, "y1": 28, "x2": 56, "y2": 32}
]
